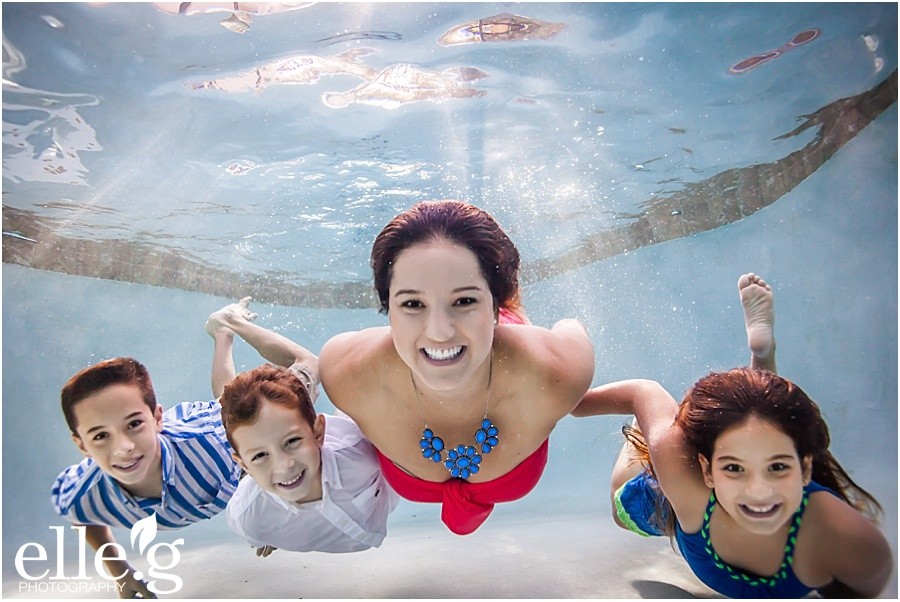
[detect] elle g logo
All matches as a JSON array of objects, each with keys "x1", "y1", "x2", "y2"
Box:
[{"x1": 14, "y1": 513, "x2": 184, "y2": 595}]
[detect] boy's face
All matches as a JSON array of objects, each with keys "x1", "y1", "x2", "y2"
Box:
[
  {"x1": 72, "y1": 383, "x2": 164, "y2": 497},
  {"x1": 231, "y1": 399, "x2": 325, "y2": 504}
]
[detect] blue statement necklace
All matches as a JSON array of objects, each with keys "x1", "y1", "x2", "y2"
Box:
[{"x1": 411, "y1": 356, "x2": 500, "y2": 479}]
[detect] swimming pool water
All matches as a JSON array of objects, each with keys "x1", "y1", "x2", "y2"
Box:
[{"x1": 2, "y1": 2, "x2": 896, "y2": 598}]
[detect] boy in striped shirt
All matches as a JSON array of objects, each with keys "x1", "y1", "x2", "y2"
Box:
[
  {"x1": 51, "y1": 357, "x2": 240, "y2": 598},
  {"x1": 51, "y1": 298, "x2": 319, "y2": 598}
]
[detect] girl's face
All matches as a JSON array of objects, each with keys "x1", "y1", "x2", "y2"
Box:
[
  {"x1": 388, "y1": 238, "x2": 496, "y2": 394},
  {"x1": 699, "y1": 415, "x2": 812, "y2": 536}
]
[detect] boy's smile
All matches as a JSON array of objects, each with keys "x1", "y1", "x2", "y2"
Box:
[
  {"x1": 231, "y1": 400, "x2": 325, "y2": 505},
  {"x1": 72, "y1": 383, "x2": 164, "y2": 498}
]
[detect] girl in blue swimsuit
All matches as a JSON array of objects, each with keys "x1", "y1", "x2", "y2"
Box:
[{"x1": 574, "y1": 274, "x2": 892, "y2": 598}]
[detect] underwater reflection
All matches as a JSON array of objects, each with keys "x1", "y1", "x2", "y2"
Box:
[
  {"x1": 322, "y1": 64, "x2": 488, "y2": 110},
  {"x1": 149, "y1": 2, "x2": 315, "y2": 34},
  {"x1": 729, "y1": 28, "x2": 821, "y2": 74},
  {"x1": 189, "y1": 48, "x2": 378, "y2": 93},
  {"x1": 437, "y1": 13, "x2": 565, "y2": 46},
  {"x1": 2, "y1": 37, "x2": 102, "y2": 186},
  {"x1": 5, "y1": 69, "x2": 894, "y2": 306}
]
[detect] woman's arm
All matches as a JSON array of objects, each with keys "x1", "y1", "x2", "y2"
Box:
[
  {"x1": 319, "y1": 327, "x2": 390, "y2": 416},
  {"x1": 319, "y1": 331, "x2": 360, "y2": 414},
  {"x1": 572, "y1": 379, "x2": 709, "y2": 526}
]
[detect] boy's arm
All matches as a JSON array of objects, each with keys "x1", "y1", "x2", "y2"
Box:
[
  {"x1": 83, "y1": 524, "x2": 157, "y2": 599},
  {"x1": 217, "y1": 302, "x2": 318, "y2": 372},
  {"x1": 207, "y1": 297, "x2": 319, "y2": 399},
  {"x1": 210, "y1": 330, "x2": 237, "y2": 399}
]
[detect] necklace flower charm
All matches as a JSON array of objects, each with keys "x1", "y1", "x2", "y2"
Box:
[
  {"x1": 445, "y1": 444, "x2": 482, "y2": 478},
  {"x1": 475, "y1": 418, "x2": 499, "y2": 454},
  {"x1": 417, "y1": 419, "x2": 502, "y2": 477},
  {"x1": 419, "y1": 428, "x2": 445, "y2": 462},
  {"x1": 411, "y1": 355, "x2": 499, "y2": 478}
]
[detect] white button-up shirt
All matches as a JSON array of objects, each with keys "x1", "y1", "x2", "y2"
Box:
[{"x1": 225, "y1": 413, "x2": 398, "y2": 553}]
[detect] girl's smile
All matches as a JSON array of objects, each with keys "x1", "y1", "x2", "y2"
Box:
[{"x1": 700, "y1": 415, "x2": 811, "y2": 536}]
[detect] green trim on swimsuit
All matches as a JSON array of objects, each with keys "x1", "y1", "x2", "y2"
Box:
[
  {"x1": 614, "y1": 480, "x2": 653, "y2": 537},
  {"x1": 701, "y1": 489, "x2": 810, "y2": 587}
]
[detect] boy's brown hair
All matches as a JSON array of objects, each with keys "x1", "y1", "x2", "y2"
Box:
[
  {"x1": 61, "y1": 357, "x2": 157, "y2": 435},
  {"x1": 220, "y1": 364, "x2": 316, "y2": 453}
]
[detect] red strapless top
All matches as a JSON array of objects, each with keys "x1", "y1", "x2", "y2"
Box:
[
  {"x1": 498, "y1": 306, "x2": 526, "y2": 325},
  {"x1": 376, "y1": 305, "x2": 538, "y2": 535},
  {"x1": 375, "y1": 440, "x2": 549, "y2": 535}
]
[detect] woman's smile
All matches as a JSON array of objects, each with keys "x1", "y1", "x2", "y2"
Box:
[
  {"x1": 422, "y1": 345, "x2": 465, "y2": 362},
  {"x1": 388, "y1": 239, "x2": 496, "y2": 392}
]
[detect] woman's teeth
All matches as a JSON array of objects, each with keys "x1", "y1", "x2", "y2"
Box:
[{"x1": 423, "y1": 346, "x2": 463, "y2": 360}]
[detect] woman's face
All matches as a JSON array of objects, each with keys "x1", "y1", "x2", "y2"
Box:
[
  {"x1": 388, "y1": 238, "x2": 496, "y2": 394},
  {"x1": 699, "y1": 415, "x2": 812, "y2": 536}
]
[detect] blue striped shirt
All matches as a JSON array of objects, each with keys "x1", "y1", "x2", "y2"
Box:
[{"x1": 51, "y1": 400, "x2": 240, "y2": 529}]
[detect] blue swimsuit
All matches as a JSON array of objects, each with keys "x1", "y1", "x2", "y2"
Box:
[{"x1": 615, "y1": 472, "x2": 837, "y2": 598}]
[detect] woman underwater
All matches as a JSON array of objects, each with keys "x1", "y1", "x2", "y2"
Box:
[{"x1": 319, "y1": 200, "x2": 595, "y2": 535}]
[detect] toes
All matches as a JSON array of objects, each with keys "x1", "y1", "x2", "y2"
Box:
[{"x1": 236, "y1": 296, "x2": 256, "y2": 321}]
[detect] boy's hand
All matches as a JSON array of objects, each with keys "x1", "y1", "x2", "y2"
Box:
[
  {"x1": 117, "y1": 568, "x2": 157, "y2": 599},
  {"x1": 255, "y1": 544, "x2": 277, "y2": 557},
  {"x1": 81, "y1": 525, "x2": 156, "y2": 598}
]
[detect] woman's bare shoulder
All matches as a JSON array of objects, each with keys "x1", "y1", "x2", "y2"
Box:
[
  {"x1": 497, "y1": 321, "x2": 593, "y2": 378},
  {"x1": 319, "y1": 327, "x2": 393, "y2": 399},
  {"x1": 494, "y1": 321, "x2": 595, "y2": 417},
  {"x1": 321, "y1": 326, "x2": 391, "y2": 362}
]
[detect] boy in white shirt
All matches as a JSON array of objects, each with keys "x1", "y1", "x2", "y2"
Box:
[{"x1": 205, "y1": 298, "x2": 398, "y2": 555}]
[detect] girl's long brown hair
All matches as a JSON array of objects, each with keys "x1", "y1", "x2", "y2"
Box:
[{"x1": 624, "y1": 367, "x2": 882, "y2": 536}]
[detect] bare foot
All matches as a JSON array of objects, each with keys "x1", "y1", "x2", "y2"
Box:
[
  {"x1": 205, "y1": 296, "x2": 257, "y2": 336},
  {"x1": 738, "y1": 273, "x2": 776, "y2": 372}
]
